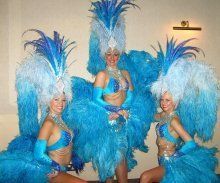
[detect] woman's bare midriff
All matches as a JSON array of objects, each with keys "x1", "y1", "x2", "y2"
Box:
[
  {"x1": 49, "y1": 143, "x2": 72, "y2": 166},
  {"x1": 156, "y1": 137, "x2": 176, "y2": 157},
  {"x1": 104, "y1": 90, "x2": 126, "y2": 106}
]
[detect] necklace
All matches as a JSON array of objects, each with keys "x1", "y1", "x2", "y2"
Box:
[
  {"x1": 106, "y1": 67, "x2": 123, "y2": 81},
  {"x1": 49, "y1": 112, "x2": 70, "y2": 132},
  {"x1": 159, "y1": 111, "x2": 176, "y2": 124}
]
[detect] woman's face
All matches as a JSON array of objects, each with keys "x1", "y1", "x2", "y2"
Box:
[
  {"x1": 105, "y1": 49, "x2": 120, "y2": 67},
  {"x1": 50, "y1": 93, "x2": 66, "y2": 115},
  {"x1": 160, "y1": 92, "x2": 176, "y2": 114}
]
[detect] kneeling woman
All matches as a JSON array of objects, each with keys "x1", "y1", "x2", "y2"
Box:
[
  {"x1": 34, "y1": 92, "x2": 86, "y2": 183},
  {"x1": 28, "y1": 30, "x2": 87, "y2": 183},
  {"x1": 140, "y1": 39, "x2": 219, "y2": 183},
  {"x1": 0, "y1": 30, "x2": 86, "y2": 183},
  {"x1": 141, "y1": 91, "x2": 218, "y2": 183}
]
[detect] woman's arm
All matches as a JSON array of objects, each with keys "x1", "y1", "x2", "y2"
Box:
[
  {"x1": 34, "y1": 120, "x2": 62, "y2": 171},
  {"x1": 122, "y1": 70, "x2": 134, "y2": 91},
  {"x1": 154, "y1": 113, "x2": 162, "y2": 122},
  {"x1": 121, "y1": 70, "x2": 133, "y2": 110},
  {"x1": 170, "y1": 117, "x2": 192, "y2": 142},
  {"x1": 93, "y1": 71, "x2": 106, "y2": 89},
  {"x1": 170, "y1": 117, "x2": 197, "y2": 154},
  {"x1": 93, "y1": 71, "x2": 123, "y2": 113}
]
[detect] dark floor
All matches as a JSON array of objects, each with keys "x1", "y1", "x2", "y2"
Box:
[
  {"x1": 88, "y1": 175, "x2": 220, "y2": 183},
  {"x1": 88, "y1": 179, "x2": 139, "y2": 183}
]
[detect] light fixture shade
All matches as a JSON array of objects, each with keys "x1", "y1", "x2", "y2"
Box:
[{"x1": 173, "y1": 21, "x2": 202, "y2": 31}]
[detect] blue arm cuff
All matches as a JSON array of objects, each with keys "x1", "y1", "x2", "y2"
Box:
[
  {"x1": 34, "y1": 139, "x2": 52, "y2": 166},
  {"x1": 34, "y1": 139, "x2": 62, "y2": 171},
  {"x1": 93, "y1": 87, "x2": 122, "y2": 112}
]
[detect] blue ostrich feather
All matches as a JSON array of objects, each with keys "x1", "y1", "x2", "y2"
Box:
[
  {"x1": 127, "y1": 50, "x2": 160, "y2": 89},
  {"x1": 176, "y1": 60, "x2": 219, "y2": 141},
  {"x1": 0, "y1": 150, "x2": 51, "y2": 183},
  {"x1": 16, "y1": 79, "x2": 39, "y2": 136},
  {"x1": 71, "y1": 151, "x2": 85, "y2": 174},
  {"x1": 90, "y1": 0, "x2": 138, "y2": 30},
  {"x1": 87, "y1": 32, "x2": 106, "y2": 75},
  {"x1": 7, "y1": 135, "x2": 37, "y2": 152},
  {"x1": 153, "y1": 38, "x2": 202, "y2": 75},
  {"x1": 23, "y1": 29, "x2": 75, "y2": 77},
  {"x1": 161, "y1": 146, "x2": 218, "y2": 183}
]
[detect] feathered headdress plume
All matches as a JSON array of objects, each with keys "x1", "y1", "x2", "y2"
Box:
[
  {"x1": 88, "y1": 0, "x2": 138, "y2": 75},
  {"x1": 151, "y1": 38, "x2": 202, "y2": 103},
  {"x1": 90, "y1": 0, "x2": 138, "y2": 55},
  {"x1": 16, "y1": 29, "x2": 75, "y2": 106},
  {"x1": 151, "y1": 38, "x2": 219, "y2": 141}
]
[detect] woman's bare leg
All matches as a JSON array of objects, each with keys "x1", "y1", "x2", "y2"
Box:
[
  {"x1": 106, "y1": 177, "x2": 114, "y2": 183},
  {"x1": 140, "y1": 166, "x2": 164, "y2": 183},
  {"x1": 115, "y1": 159, "x2": 128, "y2": 183},
  {"x1": 50, "y1": 172, "x2": 87, "y2": 183}
]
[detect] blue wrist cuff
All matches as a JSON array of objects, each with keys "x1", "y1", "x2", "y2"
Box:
[
  {"x1": 93, "y1": 87, "x2": 123, "y2": 112},
  {"x1": 179, "y1": 140, "x2": 197, "y2": 154},
  {"x1": 105, "y1": 105, "x2": 122, "y2": 112},
  {"x1": 51, "y1": 160, "x2": 61, "y2": 171}
]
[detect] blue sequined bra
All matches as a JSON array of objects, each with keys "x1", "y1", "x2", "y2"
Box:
[
  {"x1": 156, "y1": 120, "x2": 179, "y2": 144},
  {"x1": 103, "y1": 77, "x2": 129, "y2": 95},
  {"x1": 47, "y1": 130, "x2": 72, "y2": 151}
]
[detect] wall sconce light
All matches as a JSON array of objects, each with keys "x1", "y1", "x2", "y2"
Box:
[{"x1": 173, "y1": 21, "x2": 202, "y2": 31}]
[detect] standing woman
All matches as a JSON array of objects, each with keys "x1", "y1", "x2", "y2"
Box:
[
  {"x1": 65, "y1": 1, "x2": 160, "y2": 182},
  {"x1": 77, "y1": 0, "x2": 143, "y2": 182},
  {"x1": 0, "y1": 29, "x2": 86, "y2": 183},
  {"x1": 93, "y1": 47, "x2": 133, "y2": 183},
  {"x1": 140, "y1": 39, "x2": 219, "y2": 183}
]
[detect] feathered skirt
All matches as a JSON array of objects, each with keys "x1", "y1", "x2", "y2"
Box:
[
  {"x1": 160, "y1": 146, "x2": 219, "y2": 183},
  {"x1": 63, "y1": 98, "x2": 153, "y2": 181}
]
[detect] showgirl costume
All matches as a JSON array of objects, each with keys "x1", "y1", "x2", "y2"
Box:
[
  {"x1": 0, "y1": 30, "x2": 80, "y2": 182},
  {"x1": 62, "y1": 0, "x2": 160, "y2": 181},
  {"x1": 151, "y1": 38, "x2": 219, "y2": 183}
]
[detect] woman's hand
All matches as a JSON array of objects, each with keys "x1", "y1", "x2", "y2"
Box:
[
  {"x1": 47, "y1": 170, "x2": 59, "y2": 179},
  {"x1": 109, "y1": 112, "x2": 120, "y2": 120},
  {"x1": 118, "y1": 110, "x2": 129, "y2": 119}
]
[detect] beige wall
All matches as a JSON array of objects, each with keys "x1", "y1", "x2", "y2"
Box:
[{"x1": 0, "y1": 0, "x2": 219, "y2": 180}]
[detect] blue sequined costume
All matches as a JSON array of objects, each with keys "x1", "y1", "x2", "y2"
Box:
[{"x1": 155, "y1": 113, "x2": 218, "y2": 183}]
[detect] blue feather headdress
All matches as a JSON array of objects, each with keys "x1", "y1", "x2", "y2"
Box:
[
  {"x1": 151, "y1": 38, "x2": 219, "y2": 141},
  {"x1": 151, "y1": 38, "x2": 202, "y2": 103},
  {"x1": 90, "y1": 0, "x2": 138, "y2": 56},
  {"x1": 16, "y1": 29, "x2": 75, "y2": 106}
]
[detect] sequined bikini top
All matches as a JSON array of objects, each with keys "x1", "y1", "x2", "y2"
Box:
[
  {"x1": 103, "y1": 77, "x2": 129, "y2": 95},
  {"x1": 155, "y1": 112, "x2": 179, "y2": 144},
  {"x1": 103, "y1": 67, "x2": 129, "y2": 95},
  {"x1": 47, "y1": 130, "x2": 72, "y2": 151},
  {"x1": 47, "y1": 114, "x2": 73, "y2": 152}
]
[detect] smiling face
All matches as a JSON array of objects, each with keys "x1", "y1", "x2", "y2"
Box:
[
  {"x1": 105, "y1": 48, "x2": 120, "y2": 68},
  {"x1": 160, "y1": 92, "x2": 176, "y2": 114},
  {"x1": 49, "y1": 93, "x2": 66, "y2": 115}
]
